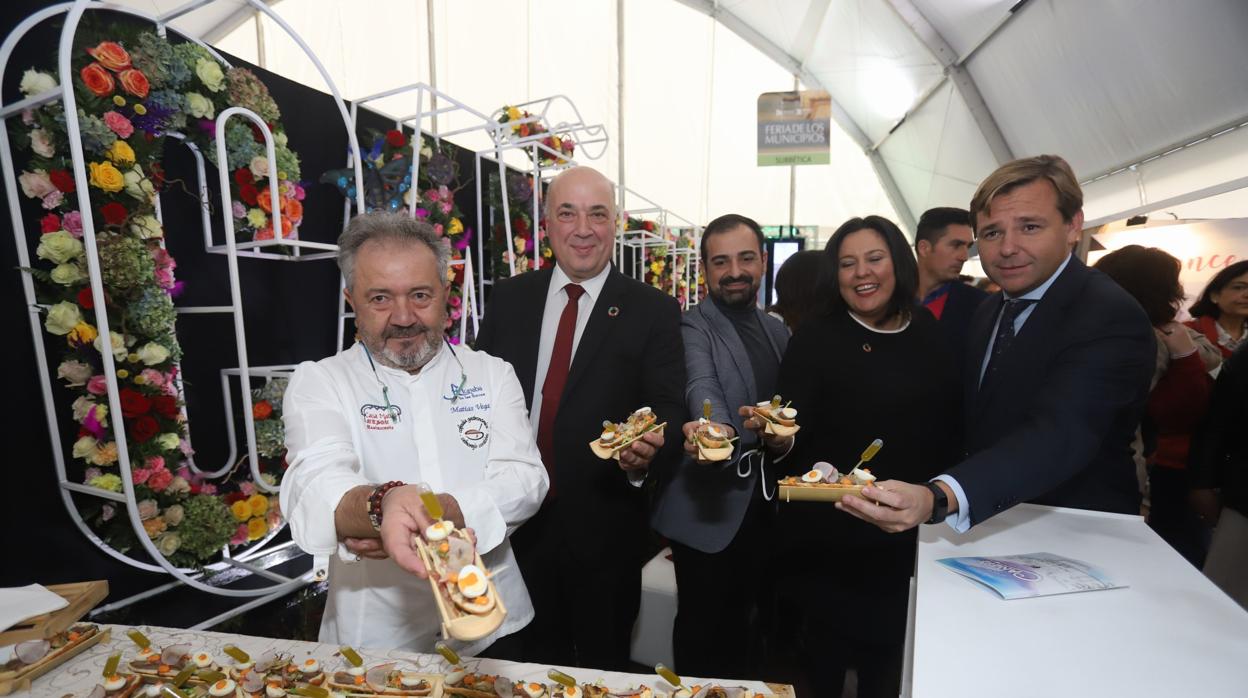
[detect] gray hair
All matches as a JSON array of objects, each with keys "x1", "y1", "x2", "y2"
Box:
[{"x1": 337, "y1": 212, "x2": 450, "y2": 289}]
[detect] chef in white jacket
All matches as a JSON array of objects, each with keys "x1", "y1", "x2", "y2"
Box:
[{"x1": 281, "y1": 211, "x2": 548, "y2": 656}]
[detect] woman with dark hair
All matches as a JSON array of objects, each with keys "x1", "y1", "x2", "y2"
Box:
[
  {"x1": 752, "y1": 216, "x2": 961, "y2": 698},
  {"x1": 1095, "y1": 245, "x2": 1220, "y2": 566},
  {"x1": 1187, "y1": 260, "x2": 1248, "y2": 358},
  {"x1": 766, "y1": 249, "x2": 823, "y2": 333}
]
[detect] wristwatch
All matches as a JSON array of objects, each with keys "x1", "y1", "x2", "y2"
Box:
[{"x1": 923, "y1": 481, "x2": 949, "y2": 525}]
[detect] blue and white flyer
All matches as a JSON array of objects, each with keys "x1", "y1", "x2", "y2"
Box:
[{"x1": 936, "y1": 552, "x2": 1126, "y2": 600}]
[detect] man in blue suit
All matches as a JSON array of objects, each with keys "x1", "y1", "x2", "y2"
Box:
[
  {"x1": 652, "y1": 214, "x2": 789, "y2": 678},
  {"x1": 839, "y1": 155, "x2": 1154, "y2": 532},
  {"x1": 915, "y1": 206, "x2": 988, "y2": 369}
]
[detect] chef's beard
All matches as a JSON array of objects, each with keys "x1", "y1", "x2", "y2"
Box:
[{"x1": 366, "y1": 322, "x2": 444, "y2": 372}]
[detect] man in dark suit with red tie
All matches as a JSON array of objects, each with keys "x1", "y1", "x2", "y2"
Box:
[
  {"x1": 474, "y1": 166, "x2": 686, "y2": 669},
  {"x1": 838, "y1": 155, "x2": 1154, "y2": 533}
]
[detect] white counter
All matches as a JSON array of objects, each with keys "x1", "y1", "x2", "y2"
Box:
[{"x1": 908, "y1": 504, "x2": 1248, "y2": 697}]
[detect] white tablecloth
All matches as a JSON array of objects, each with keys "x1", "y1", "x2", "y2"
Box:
[
  {"x1": 908, "y1": 504, "x2": 1248, "y2": 697},
  {"x1": 31, "y1": 624, "x2": 778, "y2": 697}
]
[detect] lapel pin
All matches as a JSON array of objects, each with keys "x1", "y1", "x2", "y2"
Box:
[
  {"x1": 862, "y1": 342, "x2": 873, "y2": 353},
  {"x1": 608, "y1": 306, "x2": 620, "y2": 317}
]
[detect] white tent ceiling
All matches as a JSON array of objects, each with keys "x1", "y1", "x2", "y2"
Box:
[{"x1": 107, "y1": 0, "x2": 1248, "y2": 234}]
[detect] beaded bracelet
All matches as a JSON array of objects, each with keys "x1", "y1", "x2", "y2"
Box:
[{"x1": 367, "y1": 480, "x2": 405, "y2": 531}]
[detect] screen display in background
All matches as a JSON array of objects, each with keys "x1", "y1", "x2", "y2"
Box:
[{"x1": 766, "y1": 240, "x2": 802, "y2": 306}]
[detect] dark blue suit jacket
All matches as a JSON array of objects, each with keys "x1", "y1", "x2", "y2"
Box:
[
  {"x1": 949, "y1": 257, "x2": 1154, "y2": 525},
  {"x1": 934, "y1": 281, "x2": 989, "y2": 370}
]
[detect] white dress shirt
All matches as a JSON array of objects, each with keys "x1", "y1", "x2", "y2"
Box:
[
  {"x1": 529, "y1": 263, "x2": 612, "y2": 436},
  {"x1": 280, "y1": 341, "x2": 548, "y2": 655},
  {"x1": 936, "y1": 253, "x2": 1072, "y2": 532}
]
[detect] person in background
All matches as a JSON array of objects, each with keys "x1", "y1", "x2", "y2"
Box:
[
  {"x1": 1095, "y1": 245, "x2": 1220, "y2": 566},
  {"x1": 1186, "y1": 260, "x2": 1248, "y2": 359},
  {"x1": 1190, "y1": 342, "x2": 1248, "y2": 609},
  {"x1": 473, "y1": 166, "x2": 686, "y2": 670},
  {"x1": 838, "y1": 155, "x2": 1154, "y2": 537},
  {"x1": 652, "y1": 213, "x2": 789, "y2": 679},
  {"x1": 974, "y1": 277, "x2": 1001, "y2": 294},
  {"x1": 765, "y1": 215, "x2": 961, "y2": 698},
  {"x1": 766, "y1": 249, "x2": 823, "y2": 334},
  {"x1": 914, "y1": 207, "x2": 988, "y2": 365}
]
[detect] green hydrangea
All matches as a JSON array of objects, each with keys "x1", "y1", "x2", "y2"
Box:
[
  {"x1": 98, "y1": 234, "x2": 154, "y2": 295},
  {"x1": 126, "y1": 286, "x2": 176, "y2": 338},
  {"x1": 167, "y1": 494, "x2": 235, "y2": 566},
  {"x1": 131, "y1": 32, "x2": 193, "y2": 88},
  {"x1": 255, "y1": 418, "x2": 286, "y2": 459},
  {"x1": 226, "y1": 68, "x2": 281, "y2": 122},
  {"x1": 74, "y1": 111, "x2": 117, "y2": 157},
  {"x1": 274, "y1": 144, "x2": 301, "y2": 182},
  {"x1": 254, "y1": 377, "x2": 288, "y2": 404},
  {"x1": 212, "y1": 120, "x2": 260, "y2": 171}
]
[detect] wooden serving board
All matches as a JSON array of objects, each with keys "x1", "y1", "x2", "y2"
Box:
[
  {"x1": 413, "y1": 538, "x2": 506, "y2": 643},
  {"x1": 589, "y1": 422, "x2": 667, "y2": 460},
  {"x1": 0, "y1": 580, "x2": 108, "y2": 645},
  {"x1": 779, "y1": 483, "x2": 865, "y2": 503},
  {"x1": 0, "y1": 626, "x2": 110, "y2": 695}
]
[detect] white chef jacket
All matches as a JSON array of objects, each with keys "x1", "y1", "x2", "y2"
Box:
[{"x1": 280, "y1": 341, "x2": 548, "y2": 656}]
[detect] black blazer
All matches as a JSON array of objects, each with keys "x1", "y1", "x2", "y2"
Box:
[
  {"x1": 949, "y1": 257, "x2": 1154, "y2": 525},
  {"x1": 474, "y1": 266, "x2": 686, "y2": 564},
  {"x1": 936, "y1": 281, "x2": 989, "y2": 369}
]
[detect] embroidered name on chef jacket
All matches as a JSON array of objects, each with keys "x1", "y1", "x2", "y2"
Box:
[
  {"x1": 445, "y1": 381, "x2": 491, "y2": 416},
  {"x1": 360, "y1": 403, "x2": 401, "y2": 431}
]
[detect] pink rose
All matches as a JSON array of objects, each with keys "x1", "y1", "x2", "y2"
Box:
[
  {"x1": 21, "y1": 109, "x2": 34, "y2": 126},
  {"x1": 131, "y1": 467, "x2": 151, "y2": 485},
  {"x1": 147, "y1": 467, "x2": 173, "y2": 492},
  {"x1": 102, "y1": 111, "x2": 134, "y2": 139},
  {"x1": 179, "y1": 438, "x2": 194, "y2": 456},
  {"x1": 232, "y1": 201, "x2": 246, "y2": 218},
  {"x1": 145, "y1": 455, "x2": 165, "y2": 470},
  {"x1": 140, "y1": 369, "x2": 165, "y2": 387},
  {"x1": 448, "y1": 295, "x2": 461, "y2": 308},
  {"x1": 84, "y1": 467, "x2": 102, "y2": 481},
  {"x1": 414, "y1": 208, "x2": 429, "y2": 219},
  {"x1": 450, "y1": 308, "x2": 462, "y2": 321},
  {"x1": 434, "y1": 223, "x2": 444, "y2": 235},
  {"x1": 63, "y1": 211, "x2": 83, "y2": 237},
  {"x1": 239, "y1": 481, "x2": 256, "y2": 496},
  {"x1": 163, "y1": 380, "x2": 179, "y2": 396},
  {"x1": 86, "y1": 375, "x2": 108, "y2": 395},
  {"x1": 441, "y1": 202, "x2": 453, "y2": 215},
  {"x1": 449, "y1": 335, "x2": 461, "y2": 345},
  {"x1": 293, "y1": 184, "x2": 305, "y2": 201},
  {"x1": 230, "y1": 523, "x2": 249, "y2": 546},
  {"x1": 41, "y1": 190, "x2": 63, "y2": 210},
  {"x1": 101, "y1": 503, "x2": 116, "y2": 521},
  {"x1": 199, "y1": 483, "x2": 218, "y2": 495},
  {"x1": 18, "y1": 170, "x2": 56, "y2": 199}
]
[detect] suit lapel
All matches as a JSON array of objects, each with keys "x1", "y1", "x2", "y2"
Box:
[
  {"x1": 974, "y1": 258, "x2": 1089, "y2": 413},
  {"x1": 700, "y1": 300, "x2": 755, "y2": 398},
  {"x1": 562, "y1": 269, "x2": 627, "y2": 398},
  {"x1": 515, "y1": 268, "x2": 554, "y2": 407},
  {"x1": 967, "y1": 292, "x2": 1001, "y2": 410}
]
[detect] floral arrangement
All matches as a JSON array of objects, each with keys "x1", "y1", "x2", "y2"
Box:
[
  {"x1": 497, "y1": 105, "x2": 575, "y2": 166},
  {"x1": 485, "y1": 170, "x2": 553, "y2": 279},
  {"x1": 321, "y1": 130, "x2": 472, "y2": 342},
  {"x1": 13, "y1": 23, "x2": 303, "y2": 566}
]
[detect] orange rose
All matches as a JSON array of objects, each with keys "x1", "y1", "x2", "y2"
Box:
[
  {"x1": 252, "y1": 400, "x2": 273, "y2": 420},
  {"x1": 80, "y1": 63, "x2": 115, "y2": 97},
  {"x1": 117, "y1": 69, "x2": 149, "y2": 99},
  {"x1": 285, "y1": 198, "x2": 303, "y2": 222},
  {"x1": 256, "y1": 188, "x2": 286, "y2": 214},
  {"x1": 86, "y1": 41, "x2": 131, "y2": 71}
]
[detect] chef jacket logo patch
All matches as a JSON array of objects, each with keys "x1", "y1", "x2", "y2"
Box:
[
  {"x1": 360, "y1": 403, "x2": 400, "y2": 431},
  {"x1": 444, "y1": 383, "x2": 485, "y2": 402},
  {"x1": 458, "y1": 416, "x2": 489, "y2": 449}
]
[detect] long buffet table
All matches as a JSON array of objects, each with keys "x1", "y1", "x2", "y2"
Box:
[
  {"x1": 29, "y1": 625, "x2": 790, "y2": 697},
  {"x1": 905, "y1": 504, "x2": 1248, "y2": 698}
]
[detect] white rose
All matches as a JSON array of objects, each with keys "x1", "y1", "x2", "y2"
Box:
[
  {"x1": 156, "y1": 433, "x2": 180, "y2": 450},
  {"x1": 137, "y1": 498, "x2": 159, "y2": 520},
  {"x1": 136, "y1": 342, "x2": 170, "y2": 366},
  {"x1": 51, "y1": 262, "x2": 87, "y2": 286},
  {"x1": 195, "y1": 58, "x2": 226, "y2": 92},
  {"x1": 129, "y1": 215, "x2": 163, "y2": 239},
  {"x1": 156, "y1": 532, "x2": 181, "y2": 556},
  {"x1": 185, "y1": 92, "x2": 215, "y2": 119},
  {"x1": 95, "y1": 330, "x2": 127, "y2": 361},
  {"x1": 163, "y1": 504, "x2": 185, "y2": 527},
  {"x1": 20, "y1": 69, "x2": 57, "y2": 96},
  {"x1": 166, "y1": 476, "x2": 191, "y2": 495},
  {"x1": 72, "y1": 435, "x2": 97, "y2": 459},
  {"x1": 18, "y1": 170, "x2": 56, "y2": 199},
  {"x1": 36, "y1": 230, "x2": 84, "y2": 264},
  {"x1": 30, "y1": 128, "x2": 54, "y2": 158},
  {"x1": 58, "y1": 360, "x2": 94, "y2": 386},
  {"x1": 71, "y1": 396, "x2": 95, "y2": 422},
  {"x1": 44, "y1": 301, "x2": 82, "y2": 335},
  {"x1": 123, "y1": 166, "x2": 155, "y2": 202},
  {"x1": 249, "y1": 155, "x2": 269, "y2": 179}
]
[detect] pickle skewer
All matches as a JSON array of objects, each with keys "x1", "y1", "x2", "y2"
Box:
[
  {"x1": 102, "y1": 653, "x2": 121, "y2": 678},
  {"x1": 222, "y1": 645, "x2": 250, "y2": 664},
  {"x1": 654, "y1": 663, "x2": 686, "y2": 692},
  {"x1": 434, "y1": 641, "x2": 460, "y2": 665},
  {"x1": 548, "y1": 669, "x2": 578, "y2": 688},
  {"x1": 417, "y1": 482, "x2": 444, "y2": 521},
  {"x1": 852, "y1": 438, "x2": 884, "y2": 472},
  {"x1": 339, "y1": 646, "x2": 364, "y2": 668}
]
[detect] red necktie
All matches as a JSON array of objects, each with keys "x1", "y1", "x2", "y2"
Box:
[{"x1": 536, "y1": 283, "x2": 585, "y2": 496}]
